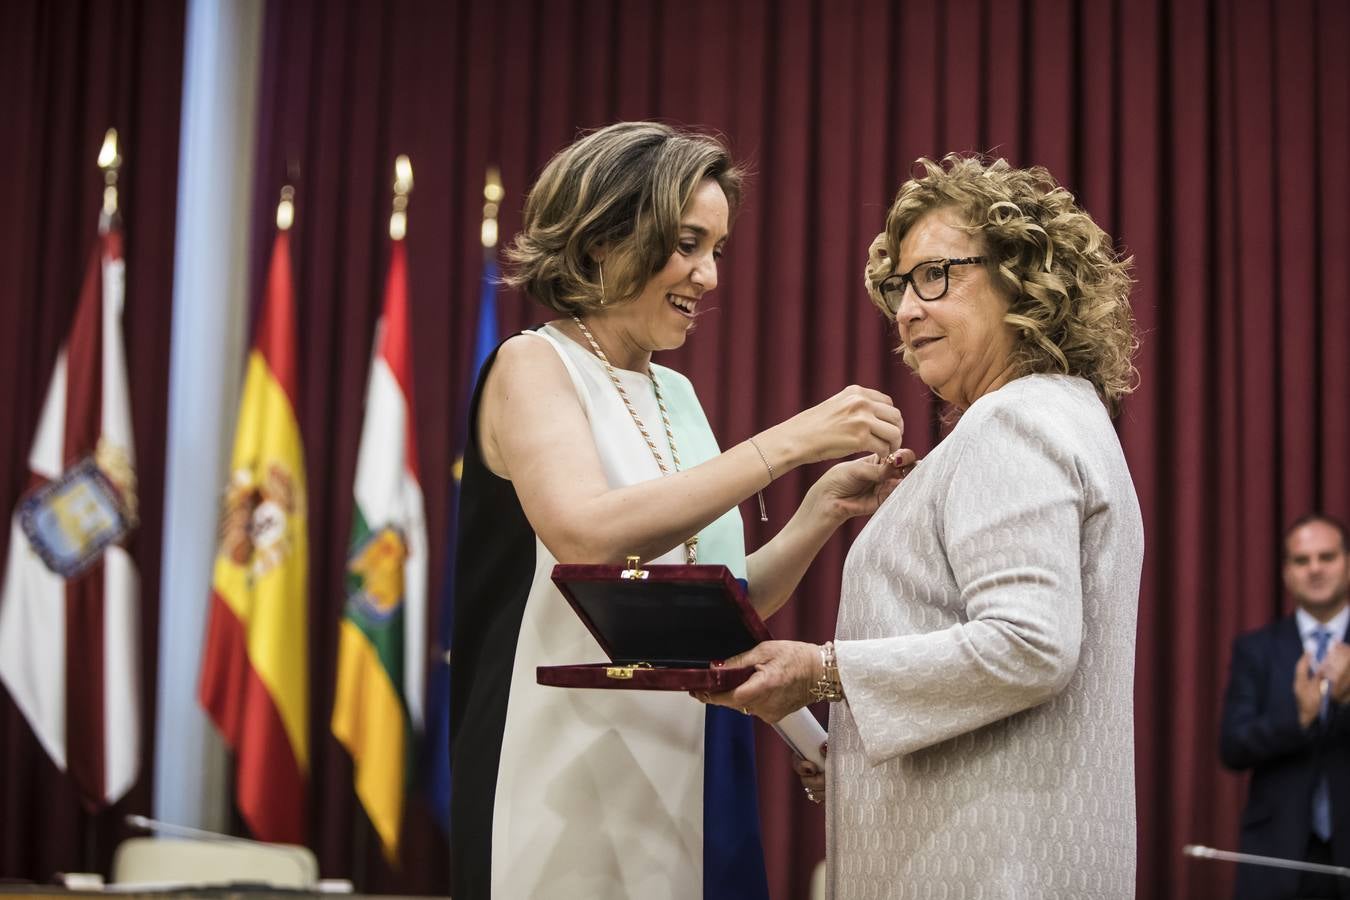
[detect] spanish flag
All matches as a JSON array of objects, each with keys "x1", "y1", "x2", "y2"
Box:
[
  {"x1": 198, "y1": 211, "x2": 308, "y2": 844},
  {"x1": 331, "y1": 235, "x2": 426, "y2": 861}
]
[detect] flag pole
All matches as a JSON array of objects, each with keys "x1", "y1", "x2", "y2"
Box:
[
  {"x1": 98, "y1": 128, "x2": 121, "y2": 235},
  {"x1": 391, "y1": 154, "x2": 413, "y2": 241},
  {"x1": 89, "y1": 124, "x2": 123, "y2": 870},
  {"x1": 481, "y1": 166, "x2": 502, "y2": 255},
  {"x1": 276, "y1": 184, "x2": 296, "y2": 232}
]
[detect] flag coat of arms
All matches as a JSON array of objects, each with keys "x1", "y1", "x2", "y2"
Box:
[
  {"x1": 0, "y1": 227, "x2": 140, "y2": 808},
  {"x1": 331, "y1": 237, "x2": 427, "y2": 860},
  {"x1": 198, "y1": 225, "x2": 309, "y2": 843}
]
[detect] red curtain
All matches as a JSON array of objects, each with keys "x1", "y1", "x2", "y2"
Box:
[
  {"x1": 246, "y1": 2, "x2": 1350, "y2": 897},
  {"x1": 5, "y1": 1, "x2": 1350, "y2": 897},
  {"x1": 0, "y1": 0, "x2": 185, "y2": 882}
]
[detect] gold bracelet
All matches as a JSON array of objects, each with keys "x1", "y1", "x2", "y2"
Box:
[
  {"x1": 747, "y1": 437, "x2": 775, "y2": 523},
  {"x1": 809, "y1": 641, "x2": 845, "y2": 703}
]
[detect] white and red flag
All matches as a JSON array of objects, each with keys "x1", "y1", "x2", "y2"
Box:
[
  {"x1": 331, "y1": 236, "x2": 428, "y2": 860},
  {"x1": 0, "y1": 224, "x2": 140, "y2": 808}
]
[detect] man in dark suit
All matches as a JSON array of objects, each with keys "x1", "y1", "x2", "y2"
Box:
[{"x1": 1221, "y1": 514, "x2": 1350, "y2": 899}]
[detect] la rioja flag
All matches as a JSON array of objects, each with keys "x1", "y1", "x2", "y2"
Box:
[
  {"x1": 331, "y1": 235, "x2": 427, "y2": 860},
  {"x1": 0, "y1": 223, "x2": 141, "y2": 808}
]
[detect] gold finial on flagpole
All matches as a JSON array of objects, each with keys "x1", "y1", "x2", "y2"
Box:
[
  {"x1": 481, "y1": 166, "x2": 503, "y2": 249},
  {"x1": 98, "y1": 128, "x2": 121, "y2": 232},
  {"x1": 276, "y1": 185, "x2": 296, "y2": 231},
  {"x1": 390, "y1": 154, "x2": 413, "y2": 241}
]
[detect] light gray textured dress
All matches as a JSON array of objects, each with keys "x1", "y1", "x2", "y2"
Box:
[{"x1": 827, "y1": 374, "x2": 1143, "y2": 900}]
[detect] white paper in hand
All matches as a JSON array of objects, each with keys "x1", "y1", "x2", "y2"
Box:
[{"x1": 772, "y1": 708, "x2": 827, "y2": 767}]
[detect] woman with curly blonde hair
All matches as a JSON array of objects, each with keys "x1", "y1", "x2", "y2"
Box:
[{"x1": 705, "y1": 155, "x2": 1144, "y2": 898}]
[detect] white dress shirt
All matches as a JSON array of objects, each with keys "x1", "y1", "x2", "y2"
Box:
[{"x1": 1297, "y1": 604, "x2": 1350, "y2": 659}]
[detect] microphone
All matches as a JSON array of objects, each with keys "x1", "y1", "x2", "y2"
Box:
[
  {"x1": 1183, "y1": 844, "x2": 1350, "y2": 880},
  {"x1": 126, "y1": 813, "x2": 252, "y2": 843},
  {"x1": 123, "y1": 814, "x2": 319, "y2": 888}
]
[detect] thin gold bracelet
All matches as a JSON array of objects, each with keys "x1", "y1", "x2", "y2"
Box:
[{"x1": 747, "y1": 438, "x2": 775, "y2": 522}]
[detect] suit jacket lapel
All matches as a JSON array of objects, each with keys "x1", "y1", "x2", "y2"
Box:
[{"x1": 1275, "y1": 615, "x2": 1304, "y2": 675}]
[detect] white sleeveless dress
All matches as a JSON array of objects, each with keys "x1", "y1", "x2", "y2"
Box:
[{"x1": 489, "y1": 324, "x2": 748, "y2": 899}]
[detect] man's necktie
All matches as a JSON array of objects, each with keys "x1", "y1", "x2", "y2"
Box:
[{"x1": 1312, "y1": 627, "x2": 1333, "y2": 842}]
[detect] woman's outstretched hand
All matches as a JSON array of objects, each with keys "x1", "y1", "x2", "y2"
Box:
[
  {"x1": 762, "y1": 386, "x2": 904, "y2": 467},
  {"x1": 810, "y1": 449, "x2": 917, "y2": 522}
]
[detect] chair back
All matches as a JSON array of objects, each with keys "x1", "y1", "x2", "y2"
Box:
[{"x1": 111, "y1": 836, "x2": 318, "y2": 888}]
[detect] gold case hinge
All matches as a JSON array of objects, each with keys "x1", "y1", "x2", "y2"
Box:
[{"x1": 621, "y1": 555, "x2": 648, "y2": 580}]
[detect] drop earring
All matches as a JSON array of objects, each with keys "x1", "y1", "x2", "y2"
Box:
[{"x1": 598, "y1": 259, "x2": 606, "y2": 305}]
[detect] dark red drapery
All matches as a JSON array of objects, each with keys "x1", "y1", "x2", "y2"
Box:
[
  {"x1": 0, "y1": 0, "x2": 185, "y2": 881},
  {"x1": 244, "y1": 2, "x2": 1350, "y2": 897},
  {"x1": 5, "y1": 1, "x2": 1350, "y2": 898}
]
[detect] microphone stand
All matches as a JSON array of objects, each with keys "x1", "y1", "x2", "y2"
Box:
[{"x1": 1184, "y1": 844, "x2": 1350, "y2": 880}]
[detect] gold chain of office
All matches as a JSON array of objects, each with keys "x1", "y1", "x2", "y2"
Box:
[{"x1": 572, "y1": 316, "x2": 698, "y2": 564}]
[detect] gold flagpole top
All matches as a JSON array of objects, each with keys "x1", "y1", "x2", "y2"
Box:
[
  {"x1": 276, "y1": 185, "x2": 296, "y2": 231},
  {"x1": 481, "y1": 166, "x2": 503, "y2": 249},
  {"x1": 98, "y1": 128, "x2": 122, "y2": 232},
  {"x1": 390, "y1": 154, "x2": 413, "y2": 241}
]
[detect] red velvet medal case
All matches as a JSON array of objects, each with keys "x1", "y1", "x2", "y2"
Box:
[{"x1": 536, "y1": 560, "x2": 772, "y2": 691}]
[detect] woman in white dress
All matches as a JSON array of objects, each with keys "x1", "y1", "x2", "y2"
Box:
[
  {"x1": 449, "y1": 122, "x2": 912, "y2": 900},
  {"x1": 705, "y1": 155, "x2": 1143, "y2": 899}
]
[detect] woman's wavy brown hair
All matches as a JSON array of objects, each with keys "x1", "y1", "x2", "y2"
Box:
[
  {"x1": 503, "y1": 121, "x2": 743, "y2": 314},
  {"x1": 864, "y1": 154, "x2": 1138, "y2": 412}
]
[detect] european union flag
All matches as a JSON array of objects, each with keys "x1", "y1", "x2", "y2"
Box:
[{"x1": 424, "y1": 256, "x2": 498, "y2": 832}]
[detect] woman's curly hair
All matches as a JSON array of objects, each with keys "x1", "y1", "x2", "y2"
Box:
[
  {"x1": 503, "y1": 121, "x2": 743, "y2": 314},
  {"x1": 864, "y1": 154, "x2": 1138, "y2": 412}
]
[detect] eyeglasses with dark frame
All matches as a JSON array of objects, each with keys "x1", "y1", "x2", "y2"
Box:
[{"x1": 878, "y1": 256, "x2": 987, "y2": 312}]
